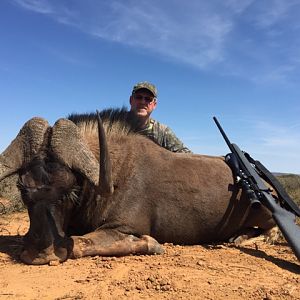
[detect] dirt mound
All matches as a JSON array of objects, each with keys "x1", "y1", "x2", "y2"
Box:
[{"x1": 0, "y1": 212, "x2": 299, "y2": 299}]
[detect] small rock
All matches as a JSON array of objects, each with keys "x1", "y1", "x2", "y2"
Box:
[
  {"x1": 196, "y1": 260, "x2": 206, "y2": 267},
  {"x1": 101, "y1": 257, "x2": 110, "y2": 261},
  {"x1": 146, "y1": 282, "x2": 152, "y2": 289},
  {"x1": 49, "y1": 260, "x2": 60, "y2": 266},
  {"x1": 161, "y1": 285, "x2": 171, "y2": 291},
  {"x1": 103, "y1": 263, "x2": 112, "y2": 269},
  {"x1": 147, "y1": 276, "x2": 156, "y2": 283},
  {"x1": 136, "y1": 284, "x2": 144, "y2": 291},
  {"x1": 159, "y1": 279, "x2": 170, "y2": 286},
  {"x1": 264, "y1": 294, "x2": 274, "y2": 300}
]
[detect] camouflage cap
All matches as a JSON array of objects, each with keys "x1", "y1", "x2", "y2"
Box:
[{"x1": 132, "y1": 81, "x2": 158, "y2": 98}]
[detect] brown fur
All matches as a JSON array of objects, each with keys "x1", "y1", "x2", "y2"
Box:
[
  {"x1": 6, "y1": 108, "x2": 276, "y2": 264},
  {"x1": 71, "y1": 113, "x2": 275, "y2": 244}
]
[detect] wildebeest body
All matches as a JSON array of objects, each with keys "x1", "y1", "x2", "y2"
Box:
[
  {"x1": 66, "y1": 114, "x2": 273, "y2": 244},
  {"x1": 0, "y1": 108, "x2": 275, "y2": 264},
  {"x1": 94, "y1": 147, "x2": 236, "y2": 244}
]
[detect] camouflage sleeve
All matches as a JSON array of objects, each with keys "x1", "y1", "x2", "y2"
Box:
[
  {"x1": 161, "y1": 126, "x2": 192, "y2": 153},
  {"x1": 139, "y1": 119, "x2": 192, "y2": 153}
]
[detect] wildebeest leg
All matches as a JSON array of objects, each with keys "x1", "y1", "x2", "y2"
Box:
[
  {"x1": 231, "y1": 227, "x2": 280, "y2": 246},
  {"x1": 230, "y1": 205, "x2": 277, "y2": 246},
  {"x1": 71, "y1": 230, "x2": 164, "y2": 258},
  {"x1": 0, "y1": 117, "x2": 50, "y2": 180},
  {"x1": 229, "y1": 227, "x2": 264, "y2": 245}
]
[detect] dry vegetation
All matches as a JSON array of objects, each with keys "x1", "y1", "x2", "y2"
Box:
[{"x1": 277, "y1": 174, "x2": 300, "y2": 206}]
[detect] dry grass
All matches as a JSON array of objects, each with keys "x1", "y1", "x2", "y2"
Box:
[{"x1": 277, "y1": 174, "x2": 300, "y2": 206}]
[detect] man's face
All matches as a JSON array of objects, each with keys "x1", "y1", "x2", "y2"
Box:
[{"x1": 130, "y1": 89, "x2": 157, "y2": 118}]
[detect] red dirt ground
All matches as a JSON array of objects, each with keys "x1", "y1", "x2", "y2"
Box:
[{"x1": 1, "y1": 210, "x2": 300, "y2": 300}]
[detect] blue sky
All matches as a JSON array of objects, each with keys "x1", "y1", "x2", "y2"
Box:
[{"x1": 0, "y1": 0, "x2": 300, "y2": 173}]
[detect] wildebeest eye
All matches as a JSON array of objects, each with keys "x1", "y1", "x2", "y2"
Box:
[{"x1": 21, "y1": 193, "x2": 35, "y2": 206}]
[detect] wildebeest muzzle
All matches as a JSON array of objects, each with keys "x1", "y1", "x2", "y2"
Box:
[
  {"x1": 19, "y1": 159, "x2": 76, "y2": 265},
  {"x1": 20, "y1": 198, "x2": 73, "y2": 265}
]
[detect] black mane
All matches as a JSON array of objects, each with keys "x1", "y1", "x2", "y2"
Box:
[{"x1": 67, "y1": 107, "x2": 142, "y2": 133}]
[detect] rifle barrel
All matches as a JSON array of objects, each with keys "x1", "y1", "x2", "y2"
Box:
[{"x1": 213, "y1": 116, "x2": 233, "y2": 152}]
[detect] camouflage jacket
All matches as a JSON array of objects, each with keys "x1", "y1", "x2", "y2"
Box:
[{"x1": 137, "y1": 118, "x2": 192, "y2": 153}]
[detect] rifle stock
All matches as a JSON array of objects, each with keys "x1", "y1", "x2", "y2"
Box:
[
  {"x1": 261, "y1": 191, "x2": 300, "y2": 261},
  {"x1": 213, "y1": 116, "x2": 300, "y2": 262}
]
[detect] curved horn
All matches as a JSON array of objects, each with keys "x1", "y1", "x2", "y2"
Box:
[
  {"x1": 51, "y1": 118, "x2": 100, "y2": 186},
  {"x1": 0, "y1": 117, "x2": 50, "y2": 182},
  {"x1": 96, "y1": 110, "x2": 114, "y2": 195}
]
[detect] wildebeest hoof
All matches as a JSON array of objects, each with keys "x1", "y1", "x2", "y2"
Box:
[
  {"x1": 70, "y1": 236, "x2": 90, "y2": 258},
  {"x1": 231, "y1": 234, "x2": 250, "y2": 246},
  {"x1": 141, "y1": 235, "x2": 164, "y2": 254},
  {"x1": 20, "y1": 245, "x2": 68, "y2": 265}
]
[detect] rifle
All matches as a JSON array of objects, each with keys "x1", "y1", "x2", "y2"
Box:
[{"x1": 213, "y1": 116, "x2": 300, "y2": 262}]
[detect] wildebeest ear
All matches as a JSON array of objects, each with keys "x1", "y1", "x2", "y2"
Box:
[
  {"x1": 0, "y1": 117, "x2": 50, "y2": 182},
  {"x1": 50, "y1": 118, "x2": 100, "y2": 186}
]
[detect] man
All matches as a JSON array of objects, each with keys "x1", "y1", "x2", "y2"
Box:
[{"x1": 129, "y1": 81, "x2": 191, "y2": 153}]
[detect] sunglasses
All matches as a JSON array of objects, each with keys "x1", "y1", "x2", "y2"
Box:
[{"x1": 133, "y1": 94, "x2": 155, "y2": 103}]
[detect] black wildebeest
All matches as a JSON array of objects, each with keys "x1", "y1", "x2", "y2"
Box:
[{"x1": 0, "y1": 108, "x2": 275, "y2": 265}]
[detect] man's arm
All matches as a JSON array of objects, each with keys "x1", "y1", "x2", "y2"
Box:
[
  {"x1": 138, "y1": 119, "x2": 192, "y2": 153},
  {"x1": 162, "y1": 126, "x2": 192, "y2": 153}
]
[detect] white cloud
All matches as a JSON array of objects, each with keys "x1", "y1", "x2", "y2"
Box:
[
  {"x1": 12, "y1": 0, "x2": 78, "y2": 25},
  {"x1": 245, "y1": 120, "x2": 300, "y2": 172},
  {"x1": 88, "y1": 1, "x2": 233, "y2": 68},
  {"x1": 11, "y1": 0, "x2": 233, "y2": 68},
  {"x1": 12, "y1": 0, "x2": 53, "y2": 14},
  {"x1": 224, "y1": 0, "x2": 254, "y2": 14},
  {"x1": 252, "y1": 65, "x2": 296, "y2": 85},
  {"x1": 251, "y1": 0, "x2": 300, "y2": 28},
  {"x1": 11, "y1": 0, "x2": 300, "y2": 84}
]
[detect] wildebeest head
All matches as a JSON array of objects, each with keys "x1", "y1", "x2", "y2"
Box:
[{"x1": 0, "y1": 111, "x2": 115, "y2": 264}]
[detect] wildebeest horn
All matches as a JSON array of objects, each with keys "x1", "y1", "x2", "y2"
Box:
[
  {"x1": 0, "y1": 117, "x2": 50, "y2": 182},
  {"x1": 51, "y1": 118, "x2": 100, "y2": 186},
  {"x1": 96, "y1": 110, "x2": 114, "y2": 195}
]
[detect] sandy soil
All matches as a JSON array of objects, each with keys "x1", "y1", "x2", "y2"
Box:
[{"x1": 0, "y1": 210, "x2": 300, "y2": 300}]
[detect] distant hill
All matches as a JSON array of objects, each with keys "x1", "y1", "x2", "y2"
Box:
[
  {"x1": 276, "y1": 174, "x2": 300, "y2": 206},
  {"x1": 273, "y1": 172, "x2": 299, "y2": 176}
]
